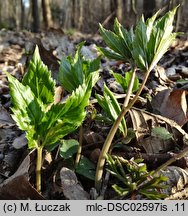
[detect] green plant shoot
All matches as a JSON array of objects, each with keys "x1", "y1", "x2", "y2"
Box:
[
  {"x1": 112, "y1": 70, "x2": 139, "y2": 93},
  {"x1": 95, "y1": 7, "x2": 180, "y2": 191},
  {"x1": 6, "y1": 46, "x2": 99, "y2": 193},
  {"x1": 95, "y1": 84, "x2": 127, "y2": 136},
  {"x1": 106, "y1": 155, "x2": 168, "y2": 199},
  {"x1": 59, "y1": 42, "x2": 100, "y2": 93}
]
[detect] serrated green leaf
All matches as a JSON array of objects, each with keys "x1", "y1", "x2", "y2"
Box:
[
  {"x1": 22, "y1": 46, "x2": 55, "y2": 108},
  {"x1": 99, "y1": 23, "x2": 126, "y2": 58},
  {"x1": 43, "y1": 75, "x2": 98, "y2": 146},
  {"x1": 99, "y1": 19, "x2": 134, "y2": 62},
  {"x1": 98, "y1": 47, "x2": 125, "y2": 61},
  {"x1": 100, "y1": 7, "x2": 179, "y2": 71},
  {"x1": 6, "y1": 72, "x2": 44, "y2": 149},
  {"x1": 83, "y1": 56, "x2": 100, "y2": 76},
  {"x1": 59, "y1": 42, "x2": 100, "y2": 93},
  {"x1": 113, "y1": 18, "x2": 134, "y2": 60},
  {"x1": 60, "y1": 139, "x2": 79, "y2": 159},
  {"x1": 133, "y1": 6, "x2": 179, "y2": 71},
  {"x1": 59, "y1": 57, "x2": 79, "y2": 92}
]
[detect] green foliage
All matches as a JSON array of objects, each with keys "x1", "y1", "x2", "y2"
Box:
[
  {"x1": 112, "y1": 70, "x2": 139, "y2": 93},
  {"x1": 6, "y1": 46, "x2": 98, "y2": 150},
  {"x1": 22, "y1": 46, "x2": 55, "y2": 109},
  {"x1": 95, "y1": 84, "x2": 127, "y2": 136},
  {"x1": 98, "y1": 20, "x2": 134, "y2": 62},
  {"x1": 106, "y1": 155, "x2": 168, "y2": 199},
  {"x1": 151, "y1": 127, "x2": 173, "y2": 141},
  {"x1": 76, "y1": 156, "x2": 96, "y2": 180},
  {"x1": 59, "y1": 42, "x2": 100, "y2": 93},
  {"x1": 99, "y1": 7, "x2": 179, "y2": 71},
  {"x1": 60, "y1": 139, "x2": 79, "y2": 159},
  {"x1": 7, "y1": 45, "x2": 99, "y2": 192},
  {"x1": 6, "y1": 72, "x2": 43, "y2": 149}
]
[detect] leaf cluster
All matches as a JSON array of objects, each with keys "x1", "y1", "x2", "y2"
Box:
[
  {"x1": 106, "y1": 155, "x2": 168, "y2": 199},
  {"x1": 99, "y1": 7, "x2": 179, "y2": 71},
  {"x1": 111, "y1": 70, "x2": 139, "y2": 93},
  {"x1": 59, "y1": 42, "x2": 100, "y2": 93},
  {"x1": 6, "y1": 45, "x2": 98, "y2": 150},
  {"x1": 95, "y1": 84, "x2": 127, "y2": 136}
]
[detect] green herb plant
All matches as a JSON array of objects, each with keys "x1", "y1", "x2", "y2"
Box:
[
  {"x1": 106, "y1": 155, "x2": 168, "y2": 199},
  {"x1": 95, "y1": 7, "x2": 180, "y2": 191},
  {"x1": 95, "y1": 84, "x2": 127, "y2": 136},
  {"x1": 6, "y1": 45, "x2": 99, "y2": 193},
  {"x1": 59, "y1": 42, "x2": 100, "y2": 169}
]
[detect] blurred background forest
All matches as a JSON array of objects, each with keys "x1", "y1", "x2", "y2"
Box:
[{"x1": 0, "y1": 0, "x2": 187, "y2": 34}]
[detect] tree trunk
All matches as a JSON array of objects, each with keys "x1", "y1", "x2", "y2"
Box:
[
  {"x1": 116, "y1": 0, "x2": 123, "y2": 22},
  {"x1": 42, "y1": 0, "x2": 53, "y2": 29},
  {"x1": 20, "y1": 0, "x2": 25, "y2": 29},
  {"x1": 31, "y1": 0, "x2": 40, "y2": 32},
  {"x1": 71, "y1": 0, "x2": 76, "y2": 28},
  {"x1": 143, "y1": 0, "x2": 156, "y2": 19},
  {"x1": 78, "y1": 0, "x2": 84, "y2": 30}
]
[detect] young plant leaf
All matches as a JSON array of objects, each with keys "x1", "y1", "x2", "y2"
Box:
[
  {"x1": 7, "y1": 45, "x2": 99, "y2": 192},
  {"x1": 112, "y1": 70, "x2": 139, "y2": 93},
  {"x1": 98, "y1": 47, "x2": 125, "y2": 61},
  {"x1": 22, "y1": 46, "x2": 55, "y2": 109},
  {"x1": 106, "y1": 155, "x2": 168, "y2": 199},
  {"x1": 60, "y1": 139, "x2": 79, "y2": 159},
  {"x1": 59, "y1": 42, "x2": 100, "y2": 92},
  {"x1": 99, "y1": 23, "x2": 126, "y2": 58},
  {"x1": 43, "y1": 74, "x2": 98, "y2": 147},
  {"x1": 151, "y1": 127, "x2": 173, "y2": 140},
  {"x1": 95, "y1": 84, "x2": 127, "y2": 136},
  {"x1": 6, "y1": 72, "x2": 43, "y2": 149},
  {"x1": 98, "y1": 20, "x2": 134, "y2": 62},
  {"x1": 132, "y1": 6, "x2": 180, "y2": 71},
  {"x1": 76, "y1": 156, "x2": 96, "y2": 180},
  {"x1": 99, "y1": 7, "x2": 179, "y2": 71}
]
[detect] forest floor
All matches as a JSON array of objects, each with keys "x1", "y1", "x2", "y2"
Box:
[{"x1": 0, "y1": 29, "x2": 188, "y2": 200}]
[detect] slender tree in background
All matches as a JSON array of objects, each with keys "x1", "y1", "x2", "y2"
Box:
[
  {"x1": 78, "y1": 0, "x2": 84, "y2": 30},
  {"x1": 20, "y1": 0, "x2": 25, "y2": 29},
  {"x1": 31, "y1": 0, "x2": 39, "y2": 32},
  {"x1": 0, "y1": 0, "x2": 188, "y2": 33},
  {"x1": 143, "y1": 0, "x2": 156, "y2": 19},
  {"x1": 110, "y1": 0, "x2": 117, "y2": 24},
  {"x1": 42, "y1": 0, "x2": 53, "y2": 28},
  {"x1": 71, "y1": 0, "x2": 76, "y2": 28}
]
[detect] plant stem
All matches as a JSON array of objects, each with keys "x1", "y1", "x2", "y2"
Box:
[
  {"x1": 75, "y1": 126, "x2": 83, "y2": 167},
  {"x1": 95, "y1": 67, "x2": 151, "y2": 192},
  {"x1": 152, "y1": 145, "x2": 188, "y2": 175},
  {"x1": 36, "y1": 146, "x2": 43, "y2": 193},
  {"x1": 123, "y1": 68, "x2": 137, "y2": 108}
]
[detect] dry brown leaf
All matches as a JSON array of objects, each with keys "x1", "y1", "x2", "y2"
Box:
[
  {"x1": 0, "y1": 154, "x2": 44, "y2": 199},
  {"x1": 151, "y1": 89, "x2": 188, "y2": 126},
  {"x1": 142, "y1": 136, "x2": 173, "y2": 154},
  {"x1": 12, "y1": 133, "x2": 27, "y2": 149},
  {"x1": 83, "y1": 130, "x2": 104, "y2": 145},
  {"x1": 166, "y1": 187, "x2": 188, "y2": 200},
  {"x1": 0, "y1": 105, "x2": 14, "y2": 127},
  {"x1": 159, "y1": 166, "x2": 188, "y2": 196},
  {"x1": 128, "y1": 107, "x2": 188, "y2": 153},
  {"x1": 60, "y1": 167, "x2": 89, "y2": 200}
]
